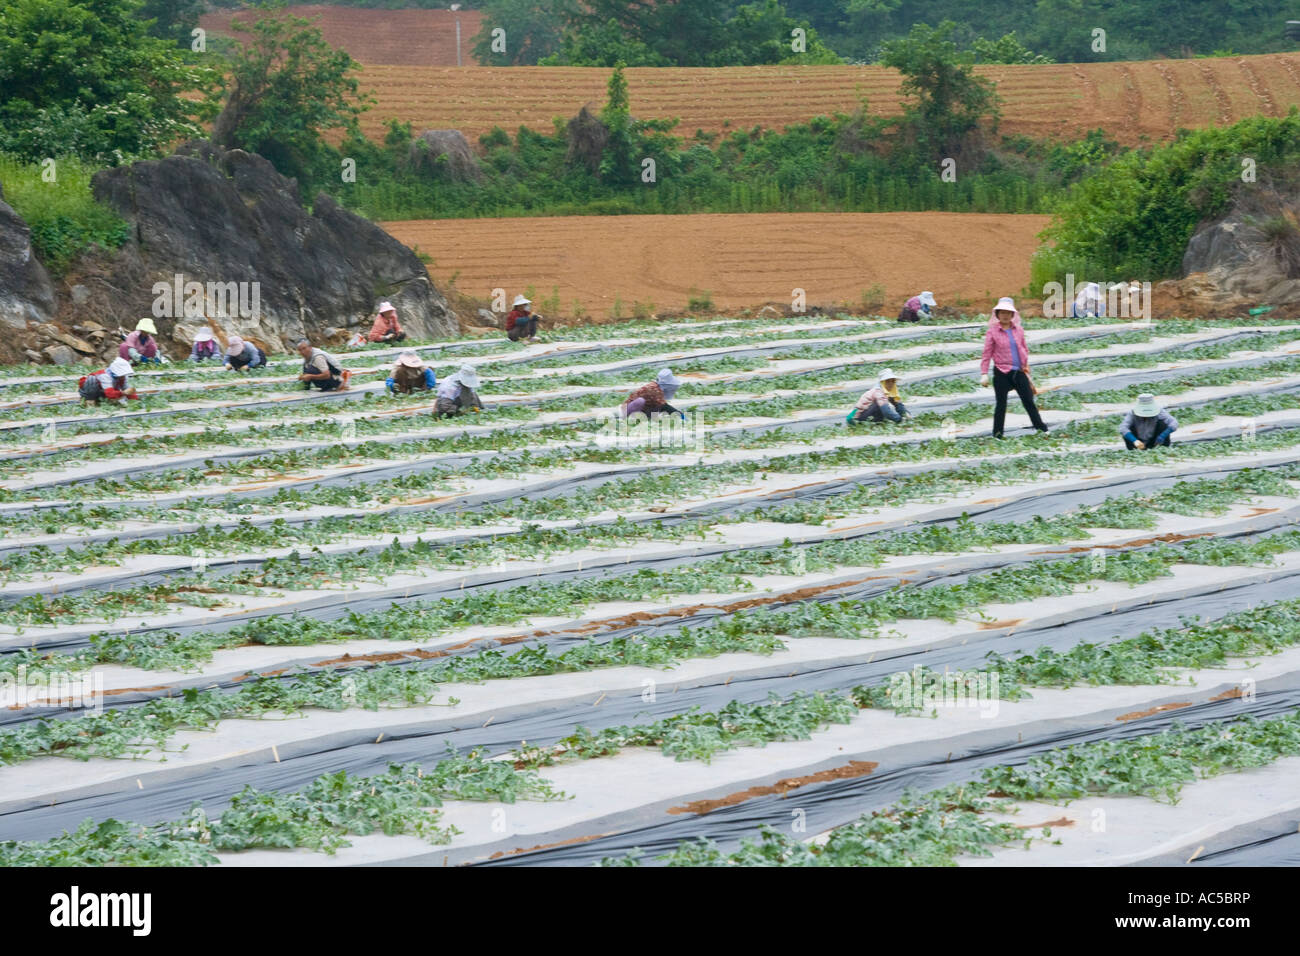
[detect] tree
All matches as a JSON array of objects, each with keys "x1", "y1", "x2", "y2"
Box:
[
  {"x1": 971, "y1": 31, "x2": 1053, "y2": 64},
  {"x1": 0, "y1": 0, "x2": 213, "y2": 163},
  {"x1": 879, "y1": 21, "x2": 1000, "y2": 163},
  {"x1": 136, "y1": 0, "x2": 206, "y2": 47},
  {"x1": 209, "y1": 3, "x2": 371, "y2": 190},
  {"x1": 472, "y1": 0, "x2": 573, "y2": 66}
]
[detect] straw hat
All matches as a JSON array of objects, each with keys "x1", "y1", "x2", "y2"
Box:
[
  {"x1": 136, "y1": 317, "x2": 157, "y2": 334},
  {"x1": 108, "y1": 357, "x2": 132, "y2": 377},
  {"x1": 1133, "y1": 393, "x2": 1160, "y2": 417},
  {"x1": 512, "y1": 294, "x2": 531, "y2": 308},
  {"x1": 396, "y1": 351, "x2": 423, "y2": 369}
]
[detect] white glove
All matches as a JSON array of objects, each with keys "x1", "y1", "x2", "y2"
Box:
[{"x1": 979, "y1": 374, "x2": 989, "y2": 387}]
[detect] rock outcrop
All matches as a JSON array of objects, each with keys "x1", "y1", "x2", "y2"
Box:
[
  {"x1": 1177, "y1": 190, "x2": 1300, "y2": 308},
  {"x1": 0, "y1": 182, "x2": 57, "y2": 331},
  {"x1": 82, "y1": 140, "x2": 456, "y2": 354},
  {"x1": 407, "y1": 129, "x2": 482, "y2": 183}
]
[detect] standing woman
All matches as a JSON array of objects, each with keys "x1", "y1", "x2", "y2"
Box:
[{"x1": 979, "y1": 296, "x2": 1049, "y2": 439}]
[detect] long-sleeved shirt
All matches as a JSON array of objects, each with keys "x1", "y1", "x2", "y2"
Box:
[
  {"x1": 85, "y1": 369, "x2": 131, "y2": 400},
  {"x1": 981, "y1": 321, "x2": 1030, "y2": 375},
  {"x1": 856, "y1": 383, "x2": 901, "y2": 410},
  {"x1": 1120, "y1": 409, "x2": 1178, "y2": 445},
  {"x1": 506, "y1": 308, "x2": 534, "y2": 331},
  {"x1": 227, "y1": 343, "x2": 263, "y2": 369},
  {"x1": 119, "y1": 331, "x2": 158, "y2": 360},
  {"x1": 368, "y1": 312, "x2": 403, "y2": 342},
  {"x1": 622, "y1": 382, "x2": 669, "y2": 414}
]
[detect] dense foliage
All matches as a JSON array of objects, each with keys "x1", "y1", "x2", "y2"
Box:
[{"x1": 1033, "y1": 111, "x2": 1300, "y2": 285}]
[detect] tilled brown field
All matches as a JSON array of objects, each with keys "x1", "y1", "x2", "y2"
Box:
[
  {"x1": 383, "y1": 211, "x2": 1052, "y2": 318},
  {"x1": 199, "y1": 5, "x2": 482, "y2": 67}
]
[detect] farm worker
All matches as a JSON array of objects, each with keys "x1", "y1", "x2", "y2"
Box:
[
  {"x1": 224, "y1": 335, "x2": 265, "y2": 372},
  {"x1": 386, "y1": 351, "x2": 437, "y2": 394},
  {"x1": 505, "y1": 295, "x2": 541, "y2": 342},
  {"x1": 621, "y1": 368, "x2": 685, "y2": 419},
  {"x1": 120, "y1": 318, "x2": 162, "y2": 365},
  {"x1": 78, "y1": 357, "x2": 138, "y2": 404},
  {"x1": 296, "y1": 339, "x2": 349, "y2": 391},
  {"x1": 368, "y1": 301, "x2": 406, "y2": 343},
  {"x1": 979, "y1": 297, "x2": 1050, "y2": 439},
  {"x1": 1070, "y1": 282, "x2": 1106, "y2": 319},
  {"x1": 189, "y1": 326, "x2": 221, "y2": 363},
  {"x1": 434, "y1": 364, "x2": 483, "y2": 417},
  {"x1": 1121, "y1": 394, "x2": 1177, "y2": 450},
  {"x1": 898, "y1": 291, "x2": 936, "y2": 323},
  {"x1": 847, "y1": 368, "x2": 909, "y2": 424}
]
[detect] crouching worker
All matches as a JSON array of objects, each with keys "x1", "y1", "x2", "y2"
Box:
[
  {"x1": 1121, "y1": 393, "x2": 1177, "y2": 450},
  {"x1": 848, "y1": 368, "x2": 909, "y2": 424},
  {"x1": 190, "y1": 327, "x2": 222, "y2": 363},
  {"x1": 296, "y1": 339, "x2": 349, "y2": 391},
  {"x1": 898, "y1": 291, "x2": 936, "y2": 323},
  {"x1": 435, "y1": 365, "x2": 482, "y2": 417},
  {"x1": 368, "y1": 302, "x2": 406, "y2": 344},
  {"x1": 79, "y1": 358, "x2": 138, "y2": 405},
  {"x1": 386, "y1": 351, "x2": 437, "y2": 394},
  {"x1": 224, "y1": 335, "x2": 265, "y2": 372},
  {"x1": 621, "y1": 368, "x2": 685, "y2": 419},
  {"x1": 121, "y1": 318, "x2": 163, "y2": 365},
  {"x1": 506, "y1": 295, "x2": 541, "y2": 342}
]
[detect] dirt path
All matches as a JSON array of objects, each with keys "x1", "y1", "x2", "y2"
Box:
[{"x1": 383, "y1": 211, "x2": 1051, "y2": 319}]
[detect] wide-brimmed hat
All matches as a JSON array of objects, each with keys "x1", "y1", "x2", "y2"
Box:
[
  {"x1": 1133, "y1": 393, "x2": 1160, "y2": 417},
  {"x1": 226, "y1": 335, "x2": 245, "y2": 356},
  {"x1": 993, "y1": 296, "x2": 1017, "y2": 315},
  {"x1": 108, "y1": 357, "x2": 132, "y2": 378},
  {"x1": 657, "y1": 367, "x2": 682, "y2": 389},
  {"x1": 136, "y1": 317, "x2": 157, "y2": 334},
  {"x1": 919, "y1": 291, "x2": 936, "y2": 307},
  {"x1": 396, "y1": 351, "x2": 423, "y2": 369},
  {"x1": 194, "y1": 326, "x2": 214, "y2": 342},
  {"x1": 879, "y1": 367, "x2": 900, "y2": 383},
  {"x1": 377, "y1": 301, "x2": 396, "y2": 314},
  {"x1": 458, "y1": 364, "x2": 480, "y2": 389},
  {"x1": 512, "y1": 294, "x2": 531, "y2": 308}
]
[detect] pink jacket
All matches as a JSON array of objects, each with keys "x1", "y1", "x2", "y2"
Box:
[
  {"x1": 980, "y1": 309, "x2": 1029, "y2": 375},
  {"x1": 119, "y1": 330, "x2": 158, "y2": 360}
]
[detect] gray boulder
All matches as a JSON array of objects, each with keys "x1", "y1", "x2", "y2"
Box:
[
  {"x1": 1181, "y1": 192, "x2": 1300, "y2": 306},
  {"x1": 407, "y1": 130, "x2": 482, "y2": 183},
  {"x1": 0, "y1": 182, "x2": 57, "y2": 330},
  {"x1": 89, "y1": 141, "x2": 457, "y2": 352}
]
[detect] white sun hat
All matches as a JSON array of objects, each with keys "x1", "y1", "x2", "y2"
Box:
[
  {"x1": 1133, "y1": 393, "x2": 1160, "y2": 417},
  {"x1": 919, "y1": 291, "x2": 936, "y2": 307},
  {"x1": 378, "y1": 301, "x2": 396, "y2": 314},
  {"x1": 136, "y1": 317, "x2": 158, "y2": 334},
  {"x1": 458, "y1": 364, "x2": 480, "y2": 389},
  {"x1": 993, "y1": 296, "x2": 1017, "y2": 314},
  {"x1": 194, "y1": 326, "x2": 214, "y2": 342},
  {"x1": 512, "y1": 294, "x2": 531, "y2": 308},
  {"x1": 108, "y1": 357, "x2": 132, "y2": 378},
  {"x1": 879, "y1": 367, "x2": 900, "y2": 383},
  {"x1": 657, "y1": 367, "x2": 681, "y2": 389}
]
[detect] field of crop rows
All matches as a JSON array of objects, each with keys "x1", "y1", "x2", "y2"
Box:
[
  {"x1": 3, "y1": 312, "x2": 1300, "y2": 866},
  {"x1": 354, "y1": 53, "x2": 1300, "y2": 147}
]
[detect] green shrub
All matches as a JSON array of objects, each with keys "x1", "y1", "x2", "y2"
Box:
[
  {"x1": 1032, "y1": 111, "x2": 1300, "y2": 284},
  {"x1": 0, "y1": 154, "x2": 129, "y2": 275}
]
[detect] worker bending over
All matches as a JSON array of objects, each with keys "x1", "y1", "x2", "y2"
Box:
[
  {"x1": 621, "y1": 368, "x2": 685, "y2": 419},
  {"x1": 387, "y1": 351, "x2": 437, "y2": 394},
  {"x1": 898, "y1": 291, "x2": 936, "y2": 323},
  {"x1": 79, "y1": 358, "x2": 138, "y2": 404},
  {"x1": 435, "y1": 365, "x2": 482, "y2": 417},
  {"x1": 1121, "y1": 394, "x2": 1177, "y2": 450},
  {"x1": 506, "y1": 295, "x2": 541, "y2": 342},
  {"x1": 296, "y1": 339, "x2": 348, "y2": 391}
]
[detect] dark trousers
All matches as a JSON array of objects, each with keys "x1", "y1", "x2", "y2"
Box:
[
  {"x1": 992, "y1": 368, "x2": 1046, "y2": 437},
  {"x1": 508, "y1": 317, "x2": 539, "y2": 341},
  {"x1": 1124, "y1": 434, "x2": 1171, "y2": 450}
]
